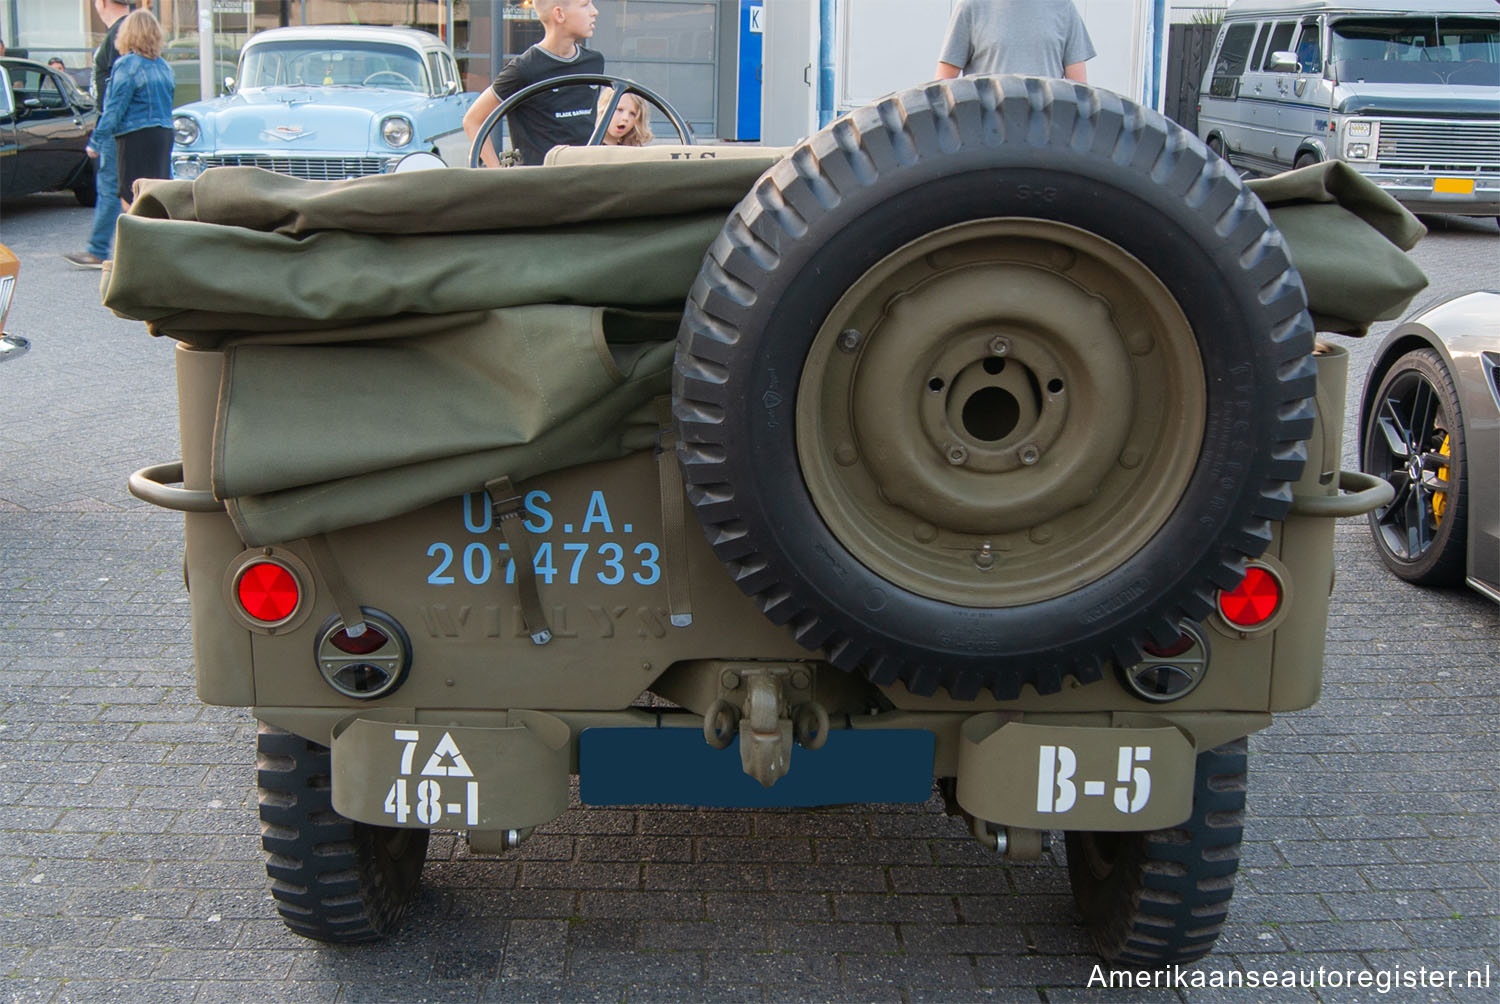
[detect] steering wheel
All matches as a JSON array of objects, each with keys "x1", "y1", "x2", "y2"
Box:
[
  {"x1": 467, "y1": 74, "x2": 693, "y2": 168},
  {"x1": 363, "y1": 70, "x2": 416, "y2": 88}
]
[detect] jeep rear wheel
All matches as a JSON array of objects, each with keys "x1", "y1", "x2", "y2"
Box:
[
  {"x1": 1065, "y1": 738, "x2": 1247, "y2": 967},
  {"x1": 257, "y1": 723, "x2": 428, "y2": 943},
  {"x1": 674, "y1": 77, "x2": 1316, "y2": 699}
]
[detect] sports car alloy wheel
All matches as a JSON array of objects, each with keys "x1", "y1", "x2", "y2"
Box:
[{"x1": 1362, "y1": 348, "x2": 1468, "y2": 585}]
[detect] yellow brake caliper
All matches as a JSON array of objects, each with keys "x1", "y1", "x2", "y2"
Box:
[{"x1": 1433, "y1": 434, "x2": 1451, "y2": 524}]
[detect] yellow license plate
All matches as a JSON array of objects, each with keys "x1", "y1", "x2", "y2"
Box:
[{"x1": 1433, "y1": 177, "x2": 1475, "y2": 195}]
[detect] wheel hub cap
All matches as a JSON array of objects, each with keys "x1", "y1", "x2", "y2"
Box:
[{"x1": 797, "y1": 219, "x2": 1206, "y2": 606}]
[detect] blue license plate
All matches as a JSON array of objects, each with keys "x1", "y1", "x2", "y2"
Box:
[{"x1": 578, "y1": 727, "x2": 935, "y2": 808}]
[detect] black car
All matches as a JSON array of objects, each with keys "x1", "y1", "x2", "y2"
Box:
[{"x1": 1, "y1": 56, "x2": 98, "y2": 205}]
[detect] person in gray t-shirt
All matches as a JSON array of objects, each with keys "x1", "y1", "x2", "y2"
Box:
[{"x1": 935, "y1": 0, "x2": 1096, "y2": 82}]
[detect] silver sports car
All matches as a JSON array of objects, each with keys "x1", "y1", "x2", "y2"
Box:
[{"x1": 1360, "y1": 290, "x2": 1499, "y2": 603}]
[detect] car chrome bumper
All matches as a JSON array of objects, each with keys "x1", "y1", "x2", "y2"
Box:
[{"x1": 1357, "y1": 170, "x2": 1500, "y2": 216}]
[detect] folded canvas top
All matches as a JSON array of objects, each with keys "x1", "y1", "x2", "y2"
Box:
[{"x1": 103, "y1": 154, "x2": 1425, "y2": 545}]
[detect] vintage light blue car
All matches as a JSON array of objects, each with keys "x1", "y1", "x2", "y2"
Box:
[{"x1": 169, "y1": 25, "x2": 477, "y2": 181}]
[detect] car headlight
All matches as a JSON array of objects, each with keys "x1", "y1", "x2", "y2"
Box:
[
  {"x1": 172, "y1": 115, "x2": 200, "y2": 146},
  {"x1": 172, "y1": 156, "x2": 204, "y2": 181},
  {"x1": 1346, "y1": 143, "x2": 1370, "y2": 160},
  {"x1": 381, "y1": 116, "x2": 413, "y2": 148}
]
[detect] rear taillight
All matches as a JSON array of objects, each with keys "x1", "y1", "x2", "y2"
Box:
[
  {"x1": 329, "y1": 624, "x2": 389, "y2": 655},
  {"x1": 316, "y1": 609, "x2": 411, "y2": 700},
  {"x1": 1218, "y1": 565, "x2": 1282, "y2": 628},
  {"x1": 235, "y1": 560, "x2": 301, "y2": 625},
  {"x1": 1123, "y1": 623, "x2": 1209, "y2": 702},
  {"x1": 1142, "y1": 632, "x2": 1196, "y2": 659}
]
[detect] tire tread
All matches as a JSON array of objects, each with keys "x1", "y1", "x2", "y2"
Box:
[
  {"x1": 674, "y1": 81, "x2": 1314, "y2": 699},
  {"x1": 1064, "y1": 738, "x2": 1248, "y2": 967},
  {"x1": 256, "y1": 723, "x2": 427, "y2": 943}
]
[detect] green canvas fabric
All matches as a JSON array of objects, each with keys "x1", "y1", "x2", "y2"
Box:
[
  {"x1": 104, "y1": 155, "x2": 1425, "y2": 545},
  {"x1": 103, "y1": 211, "x2": 733, "y2": 344},
  {"x1": 219, "y1": 309, "x2": 677, "y2": 546},
  {"x1": 216, "y1": 306, "x2": 674, "y2": 499},
  {"x1": 1246, "y1": 161, "x2": 1428, "y2": 336},
  {"x1": 104, "y1": 160, "x2": 780, "y2": 342}
]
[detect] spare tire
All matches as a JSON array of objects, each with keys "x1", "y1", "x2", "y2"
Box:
[{"x1": 673, "y1": 77, "x2": 1316, "y2": 700}]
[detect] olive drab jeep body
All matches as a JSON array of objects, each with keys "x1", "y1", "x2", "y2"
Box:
[{"x1": 117, "y1": 76, "x2": 1423, "y2": 966}]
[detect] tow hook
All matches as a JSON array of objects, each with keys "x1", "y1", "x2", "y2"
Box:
[{"x1": 701, "y1": 667, "x2": 829, "y2": 788}]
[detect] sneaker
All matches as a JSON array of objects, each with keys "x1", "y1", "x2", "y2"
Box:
[{"x1": 63, "y1": 251, "x2": 104, "y2": 269}]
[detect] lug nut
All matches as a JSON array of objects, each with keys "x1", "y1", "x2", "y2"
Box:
[
  {"x1": 974, "y1": 542, "x2": 995, "y2": 570},
  {"x1": 946, "y1": 443, "x2": 969, "y2": 466},
  {"x1": 1018, "y1": 444, "x2": 1041, "y2": 465},
  {"x1": 989, "y1": 336, "x2": 1010, "y2": 356},
  {"x1": 837, "y1": 329, "x2": 863, "y2": 353}
]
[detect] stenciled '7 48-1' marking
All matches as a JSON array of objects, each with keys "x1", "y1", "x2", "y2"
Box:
[{"x1": 384, "y1": 728, "x2": 479, "y2": 826}]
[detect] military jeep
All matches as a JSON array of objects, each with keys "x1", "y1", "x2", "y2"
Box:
[{"x1": 116, "y1": 76, "x2": 1422, "y2": 966}]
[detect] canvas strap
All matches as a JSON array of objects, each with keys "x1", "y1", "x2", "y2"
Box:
[
  {"x1": 654, "y1": 397, "x2": 693, "y2": 627},
  {"x1": 484, "y1": 476, "x2": 552, "y2": 645},
  {"x1": 304, "y1": 534, "x2": 366, "y2": 637}
]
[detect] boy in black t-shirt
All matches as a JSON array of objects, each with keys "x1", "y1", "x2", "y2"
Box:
[{"x1": 462, "y1": 0, "x2": 602, "y2": 167}]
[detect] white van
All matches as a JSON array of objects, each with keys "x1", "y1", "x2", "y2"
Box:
[{"x1": 1198, "y1": 0, "x2": 1499, "y2": 220}]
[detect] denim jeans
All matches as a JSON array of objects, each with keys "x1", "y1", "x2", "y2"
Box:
[{"x1": 86, "y1": 139, "x2": 121, "y2": 260}]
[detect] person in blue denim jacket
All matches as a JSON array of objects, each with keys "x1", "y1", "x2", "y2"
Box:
[
  {"x1": 63, "y1": 0, "x2": 136, "y2": 270},
  {"x1": 87, "y1": 8, "x2": 174, "y2": 214}
]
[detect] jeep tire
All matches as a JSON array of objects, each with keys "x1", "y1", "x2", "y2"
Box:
[
  {"x1": 674, "y1": 77, "x2": 1316, "y2": 699},
  {"x1": 257, "y1": 723, "x2": 429, "y2": 943},
  {"x1": 1064, "y1": 738, "x2": 1247, "y2": 966}
]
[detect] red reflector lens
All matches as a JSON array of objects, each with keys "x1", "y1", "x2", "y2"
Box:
[
  {"x1": 330, "y1": 625, "x2": 389, "y2": 655},
  {"x1": 236, "y1": 562, "x2": 300, "y2": 623},
  {"x1": 1218, "y1": 566, "x2": 1281, "y2": 627}
]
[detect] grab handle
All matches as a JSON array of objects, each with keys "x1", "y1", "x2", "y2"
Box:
[
  {"x1": 128, "y1": 462, "x2": 224, "y2": 513},
  {"x1": 1288, "y1": 470, "x2": 1393, "y2": 518}
]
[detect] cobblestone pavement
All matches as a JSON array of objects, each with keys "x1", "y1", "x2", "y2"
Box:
[{"x1": 1, "y1": 195, "x2": 1497, "y2": 1004}]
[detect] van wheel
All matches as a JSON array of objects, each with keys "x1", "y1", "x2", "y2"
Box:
[
  {"x1": 1294, "y1": 152, "x2": 1319, "y2": 170},
  {"x1": 1065, "y1": 738, "x2": 1247, "y2": 966},
  {"x1": 1207, "y1": 135, "x2": 1225, "y2": 158},
  {"x1": 674, "y1": 77, "x2": 1316, "y2": 700},
  {"x1": 257, "y1": 723, "x2": 428, "y2": 943}
]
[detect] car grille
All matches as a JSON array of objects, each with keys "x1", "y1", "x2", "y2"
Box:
[
  {"x1": 1376, "y1": 121, "x2": 1500, "y2": 172},
  {"x1": 201, "y1": 155, "x2": 390, "y2": 180}
]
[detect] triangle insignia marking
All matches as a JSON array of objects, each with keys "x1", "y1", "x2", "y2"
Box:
[{"x1": 421, "y1": 732, "x2": 475, "y2": 777}]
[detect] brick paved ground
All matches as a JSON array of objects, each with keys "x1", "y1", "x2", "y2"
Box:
[{"x1": 1, "y1": 196, "x2": 1496, "y2": 1004}]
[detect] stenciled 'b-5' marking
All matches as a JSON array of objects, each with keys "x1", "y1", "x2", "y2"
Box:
[{"x1": 1036, "y1": 744, "x2": 1153, "y2": 815}]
